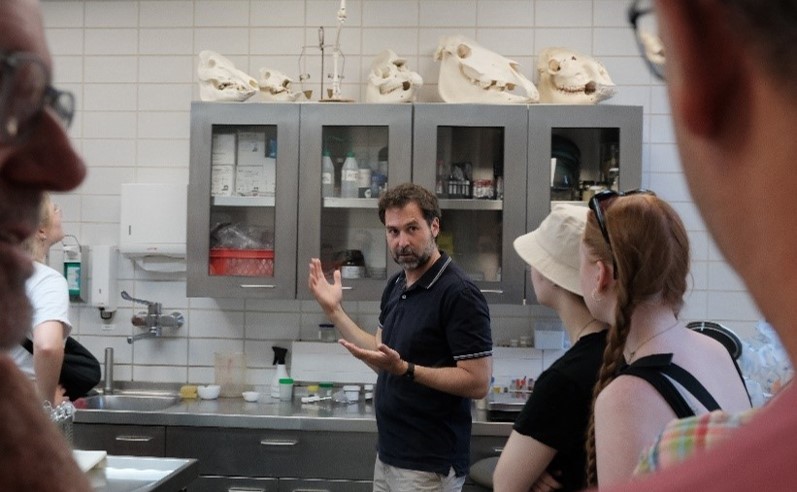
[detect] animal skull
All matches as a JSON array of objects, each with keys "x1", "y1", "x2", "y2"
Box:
[
  {"x1": 434, "y1": 35, "x2": 539, "y2": 104},
  {"x1": 366, "y1": 49, "x2": 423, "y2": 103},
  {"x1": 257, "y1": 68, "x2": 300, "y2": 102},
  {"x1": 536, "y1": 48, "x2": 616, "y2": 104},
  {"x1": 197, "y1": 50, "x2": 258, "y2": 102}
]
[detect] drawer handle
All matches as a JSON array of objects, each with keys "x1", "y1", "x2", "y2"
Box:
[
  {"x1": 239, "y1": 284, "x2": 276, "y2": 289},
  {"x1": 228, "y1": 488, "x2": 266, "y2": 492},
  {"x1": 479, "y1": 289, "x2": 504, "y2": 294},
  {"x1": 115, "y1": 435, "x2": 154, "y2": 442},
  {"x1": 259, "y1": 438, "x2": 299, "y2": 447},
  {"x1": 290, "y1": 489, "x2": 331, "y2": 492},
  {"x1": 492, "y1": 446, "x2": 504, "y2": 454}
]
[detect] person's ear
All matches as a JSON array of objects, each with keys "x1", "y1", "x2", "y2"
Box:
[
  {"x1": 658, "y1": 0, "x2": 747, "y2": 138},
  {"x1": 431, "y1": 217, "x2": 440, "y2": 238},
  {"x1": 594, "y1": 260, "x2": 613, "y2": 292}
]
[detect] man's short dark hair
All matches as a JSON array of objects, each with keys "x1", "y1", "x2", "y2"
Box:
[{"x1": 378, "y1": 183, "x2": 441, "y2": 226}]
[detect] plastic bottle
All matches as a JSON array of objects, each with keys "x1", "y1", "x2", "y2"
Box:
[
  {"x1": 321, "y1": 150, "x2": 335, "y2": 198},
  {"x1": 270, "y1": 346, "x2": 290, "y2": 398},
  {"x1": 357, "y1": 158, "x2": 372, "y2": 198},
  {"x1": 340, "y1": 152, "x2": 359, "y2": 198}
]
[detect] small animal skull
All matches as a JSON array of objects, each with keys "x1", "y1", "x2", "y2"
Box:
[
  {"x1": 434, "y1": 35, "x2": 539, "y2": 104},
  {"x1": 197, "y1": 50, "x2": 258, "y2": 102},
  {"x1": 366, "y1": 49, "x2": 423, "y2": 103},
  {"x1": 536, "y1": 48, "x2": 616, "y2": 104},
  {"x1": 257, "y1": 68, "x2": 300, "y2": 102}
]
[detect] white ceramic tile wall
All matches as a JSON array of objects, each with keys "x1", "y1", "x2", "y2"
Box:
[{"x1": 39, "y1": 0, "x2": 764, "y2": 386}]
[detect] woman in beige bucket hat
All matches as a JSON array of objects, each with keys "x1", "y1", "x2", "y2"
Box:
[{"x1": 492, "y1": 204, "x2": 607, "y2": 492}]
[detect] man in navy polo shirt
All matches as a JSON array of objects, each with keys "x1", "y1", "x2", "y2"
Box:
[{"x1": 309, "y1": 182, "x2": 493, "y2": 491}]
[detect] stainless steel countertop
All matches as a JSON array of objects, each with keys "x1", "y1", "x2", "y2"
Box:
[
  {"x1": 75, "y1": 392, "x2": 512, "y2": 437},
  {"x1": 87, "y1": 456, "x2": 197, "y2": 492}
]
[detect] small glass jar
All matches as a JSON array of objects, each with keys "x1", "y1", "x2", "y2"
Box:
[
  {"x1": 319, "y1": 382, "x2": 334, "y2": 399},
  {"x1": 318, "y1": 323, "x2": 337, "y2": 342}
]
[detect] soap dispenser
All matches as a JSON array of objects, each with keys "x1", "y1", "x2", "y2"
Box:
[{"x1": 270, "y1": 346, "x2": 290, "y2": 398}]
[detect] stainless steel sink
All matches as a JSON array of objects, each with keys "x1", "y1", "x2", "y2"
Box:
[{"x1": 79, "y1": 394, "x2": 180, "y2": 412}]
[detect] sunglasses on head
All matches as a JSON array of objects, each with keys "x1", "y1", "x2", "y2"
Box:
[{"x1": 588, "y1": 189, "x2": 656, "y2": 278}]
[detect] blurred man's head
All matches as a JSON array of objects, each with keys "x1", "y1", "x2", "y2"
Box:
[{"x1": 0, "y1": 0, "x2": 85, "y2": 348}]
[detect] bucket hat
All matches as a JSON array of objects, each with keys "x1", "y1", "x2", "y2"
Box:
[{"x1": 513, "y1": 203, "x2": 588, "y2": 295}]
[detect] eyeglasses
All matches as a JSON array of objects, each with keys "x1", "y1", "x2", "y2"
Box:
[
  {"x1": 627, "y1": 0, "x2": 665, "y2": 80},
  {"x1": 588, "y1": 189, "x2": 656, "y2": 278},
  {"x1": 0, "y1": 51, "x2": 75, "y2": 145}
]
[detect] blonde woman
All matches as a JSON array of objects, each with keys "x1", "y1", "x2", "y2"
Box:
[
  {"x1": 581, "y1": 191, "x2": 750, "y2": 487},
  {"x1": 7, "y1": 193, "x2": 71, "y2": 404},
  {"x1": 493, "y1": 204, "x2": 607, "y2": 492}
]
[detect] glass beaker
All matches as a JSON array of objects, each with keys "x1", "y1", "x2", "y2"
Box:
[{"x1": 214, "y1": 352, "x2": 247, "y2": 397}]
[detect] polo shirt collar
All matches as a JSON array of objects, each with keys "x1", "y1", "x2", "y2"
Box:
[{"x1": 395, "y1": 251, "x2": 452, "y2": 291}]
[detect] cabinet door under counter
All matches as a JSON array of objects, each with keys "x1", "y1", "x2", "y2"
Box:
[
  {"x1": 165, "y1": 426, "x2": 377, "y2": 485},
  {"x1": 73, "y1": 423, "x2": 166, "y2": 457}
]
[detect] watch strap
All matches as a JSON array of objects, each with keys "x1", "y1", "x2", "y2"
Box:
[{"x1": 403, "y1": 362, "x2": 415, "y2": 381}]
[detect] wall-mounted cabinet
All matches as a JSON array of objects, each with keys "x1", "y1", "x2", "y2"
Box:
[
  {"x1": 296, "y1": 104, "x2": 413, "y2": 301},
  {"x1": 187, "y1": 102, "x2": 642, "y2": 304},
  {"x1": 413, "y1": 104, "x2": 529, "y2": 304},
  {"x1": 187, "y1": 102, "x2": 299, "y2": 299}
]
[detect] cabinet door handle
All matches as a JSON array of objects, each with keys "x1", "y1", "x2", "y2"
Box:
[
  {"x1": 239, "y1": 284, "x2": 276, "y2": 288},
  {"x1": 341, "y1": 286, "x2": 353, "y2": 290},
  {"x1": 289, "y1": 489, "x2": 331, "y2": 492},
  {"x1": 479, "y1": 289, "x2": 504, "y2": 294},
  {"x1": 115, "y1": 435, "x2": 154, "y2": 442},
  {"x1": 492, "y1": 446, "x2": 504, "y2": 454},
  {"x1": 259, "y1": 438, "x2": 299, "y2": 446},
  {"x1": 228, "y1": 488, "x2": 266, "y2": 492}
]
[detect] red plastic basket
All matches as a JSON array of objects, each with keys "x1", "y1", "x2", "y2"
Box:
[{"x1": 209, "y1": 248, "x2": 274, "y2": 277}]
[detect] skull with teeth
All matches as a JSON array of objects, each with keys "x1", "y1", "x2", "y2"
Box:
[
  {"x1": 366, "y1": 49, "x2": 423, "y2": 103},
  {"x1": 197, "y1": 50, "x2": 258, "y2": 102},
  {"x1": 536, "y1": 47, "x2": 616, "y2": 104},
  {"x1": 257, "y1": 68, "x2": 300, "y2": 102},
  {"x1": 434, "y1": 35, "x2": 539, "y2": 104}
]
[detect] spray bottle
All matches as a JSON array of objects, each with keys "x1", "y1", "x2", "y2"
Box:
[{"x1": 270, "y1": 346, "x2": 290, "y2": 398}]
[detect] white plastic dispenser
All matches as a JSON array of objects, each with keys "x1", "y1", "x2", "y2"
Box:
[{"x1": 119, "y1": 183, "x2": 187, "y2": 272}]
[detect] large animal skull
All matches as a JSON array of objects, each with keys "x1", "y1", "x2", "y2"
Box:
[
  {"x1": 257, "y1": 68, "x2": 300, "y2": 102},
  {"x1": 536, "y1": 48, "x2": 616, "y2": 104},
  {"x1": 434, "y1": 35, "x2": 539, "y2": 104},
  {"x1": 366, "y1": 49, "x2": 423, "y2": 103},
  {"x1": 197, "y1": 50, "x2": 258, "y2": 102}
]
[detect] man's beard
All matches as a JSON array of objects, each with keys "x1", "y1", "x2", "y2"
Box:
[{"x1": 392, "y1": 237, "x2": 436, "y2": 271}]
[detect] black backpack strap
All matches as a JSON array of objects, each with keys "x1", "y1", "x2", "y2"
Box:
[{"x1": 22, "y1": 338, "x2": 34, "y2": 354}]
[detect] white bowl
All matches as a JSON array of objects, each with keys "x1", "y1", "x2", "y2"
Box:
[
  {"x1": 242, "y1": 391, "x2": 260, "y2": 402},
  {"x1": 197, "y1": 384, "x2": 221, "y2": 400}
]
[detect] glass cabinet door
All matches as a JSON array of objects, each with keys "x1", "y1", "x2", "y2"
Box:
[
  {"x1": 528, "y1": 105, "x2": 643, "y2": 208},
  {"x1": 188, "y1": 102, "x2": 299, "y2": 298},
  {"x1": 413, "y1": 104, "x2": 528, "y2": 304},
  {"x1": 297, "y1": 104, "x2": 413, "y2": 301},
  {"x1": 526, "y1": 105, "x2": 643, "y2": 300}
]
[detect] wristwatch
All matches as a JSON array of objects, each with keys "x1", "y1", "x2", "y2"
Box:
[{"x1": 402, "y1": 362, "x2": 415, "y2": 381}]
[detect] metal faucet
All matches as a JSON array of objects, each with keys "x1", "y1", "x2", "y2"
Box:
[
  {"x1": 121, "y1": 291, "x2": 185, "y2": 344},
  {"x1": 103, "y1": 347, "x2": 114, "y2": 394}
]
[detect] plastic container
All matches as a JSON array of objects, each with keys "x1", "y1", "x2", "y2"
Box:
[
  {"x1": 342, "y1": 384, "x2": 361, "y2": 402},
  {"x1": 279, "y1": 377, "x2": 294, "y2": 401},
  {"x1": 209, "y1": 248, "x2": 274, "y2": 277},
  {"x1": 322, "y1": 150, "x2": 335, "y2": 198},
  {"x1": 319, "y1": 382, "x2": 334, "y2": 399},
  {"x1": 340, "y1": 152, "x2": 359, "y2": 198}
]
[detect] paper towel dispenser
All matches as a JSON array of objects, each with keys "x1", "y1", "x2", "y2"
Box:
[{"x1": 119, "y1": 183, "x2": 187, "y2": 258}]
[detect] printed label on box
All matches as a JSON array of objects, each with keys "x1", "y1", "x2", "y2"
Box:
[
  {"x1": 211, "y1": 165, "x2": 234, "y2": 196},
  {"x1": 235, "y1": 165, "x2": 268, "y2": 196}
]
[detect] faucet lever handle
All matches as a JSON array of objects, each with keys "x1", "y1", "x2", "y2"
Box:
[{"x1": 121, "y1": 290, "x2": 154, "y2": 307}]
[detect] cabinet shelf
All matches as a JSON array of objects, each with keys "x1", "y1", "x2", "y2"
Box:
[
  {"x1": 439, "y1": 199, "x2": 503, "y2": 211},
  {"x1": 323, "y1": 197, "x2": 378, "y2": 209},
  {"x1": 213, "y1": 195, "x2": 275, "y2": 207}
]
